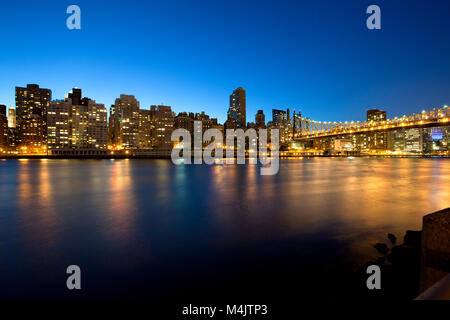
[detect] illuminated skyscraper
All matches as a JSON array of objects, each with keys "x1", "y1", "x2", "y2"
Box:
[
  {"x1": 8, "y1": 108, "x2": 16, "y2": 128},
  {"x1": 15, "y1": 84, "x2": 51, "y2": 153},
  {"x1": 271, "y1": 108, "x2": 292, "y2": 145},
  {"x1": 445, "y1": 127, "x2": 450, "y2": 150},
  {"x1": 7, "y1": 128, "x2": 19, "y2": 153},
  {"x1": 354, "y1": 133, "x2": 369, "y2": 151},
  {"x1": 367, "y1": 108, "x2": 386, "y2": 122},
  {"x1": 367, "y1": 108, "x2": 387, "y2": 150},
  {"x1": 272, "y1": 109, "x2": 286, "y2": 124},
  {"x1": 392, "y1": 129, "x2": 405, "y2": 151},
  {"x1": 174, "y1": 112, "x2": 195, "y2": 134},
  {"x1": 47, "y1": 100, "x2": 71, "y2": 150},
  {"x1": 227, "y1": 87, "x2": 246, "y2": 128},
  {"x1": 70, "y1": 101, "x2": 108, "y2": 149},
  {"x1": 0, "y1": 105, "x2": 7, "y2": 153},
  {"x1": 110, "y1": 95, "x2": 140, "y2": 149},
  {"x1": 138, "y1": 109, "x2": 153, "y2": 149},
  {"x1": 47, "y1": 89, "x2": 108, "y2": 151},
  {"x1": 255, "y1": 110, "x2": 265, "y2": 128},
  {"x1": 422, "y1": 127, "x2": 446, "y2": 152},
  {"x1": 108, "y1": 104, "x2": 122, "y2": 147},
  {"x1": 150, "y1": 105, "x2": 174, "y2": 150},
  {"x1": 174, "y1": 111, "x2": 222, "y2": 147},
  {"x1": 404, "y1": 128, "x2": 423, "y2": 152},
  {"x1": 67, "y1": 88, "x2": 90, "y2": 106}
]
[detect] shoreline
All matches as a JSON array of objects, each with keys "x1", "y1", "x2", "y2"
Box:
[{"x1": 1, "y1": 154, "x2": 449, "y2": 160}]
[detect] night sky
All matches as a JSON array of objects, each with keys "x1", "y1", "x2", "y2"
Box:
[{"x1": 0, "y1": 0, "x2": 449, "y2": 123}]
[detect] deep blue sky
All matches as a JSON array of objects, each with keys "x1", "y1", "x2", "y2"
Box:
[{"x1": 0, "y1": 0, "x2": 449, "y2": 123}]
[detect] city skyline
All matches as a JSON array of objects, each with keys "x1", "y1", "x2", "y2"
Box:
[
  {"x1": 1, "y1": 82, "x2": 448, "y2": 126},
  {"x1": 1, "y1": 81, "x2": 448, "y2": 157},
  {"x1": 1, "y1": 0, "x2": 450, "y2": 124}
]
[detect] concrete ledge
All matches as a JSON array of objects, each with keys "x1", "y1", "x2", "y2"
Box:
[
  {"x1": 419, "y1": 207, "x2": 450, "y2": 298},
  {"x1": 416, "y1": 274, "x2": 450, "y2": 300}
]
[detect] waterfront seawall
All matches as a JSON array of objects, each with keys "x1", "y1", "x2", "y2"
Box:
[{"x1": 418, "y1": 208, "x2": 450, "y2": 299}]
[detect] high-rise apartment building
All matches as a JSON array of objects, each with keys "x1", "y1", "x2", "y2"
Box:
[
  {"x1": 353, "y1": 133, "x2": 369, "y2": 151},
  {"x1": 0, "y1": 105, "x2": 7, "y2": 153},
  {"x1": 108, "y1": 104, "x2": 122, "y2": 147},
  {"x1": 8, "y1": 108, "x2": 16, "y2": 128},
  {"x1": 422, "y1": 127, "x2": 447, "y2": 153},
  {"x1": 174, "y1": 112, "x2": 195, "y2": 134},
  {"x1": 270, "y1": 108, "x2": 292, "y2": 145},
  {"x1": 15, "y1": 84, "x2": 51, "y2": 153},
  {"x1": 224, "y1": 117, "x2": 238, "y2": 130},
  {"x1": 109, "y1": 95, "x2": 140, "y2": 149},
  {"x1": 368, "y1": 131, "x2": 387, "y2": 150},
  {"x1": 367, "y1": 108, "x2": 387, "y2": 150},
  {"x1": 445, "y1": 127, "x2": 450, "y2": 150},
  {"x1": 255, "y1": 110, "x2": 266, "y2": 128},
  {"x1": 150, "y1": 105, "x2": 174, "y2": 150},
  {"x1": 47, "y1": 100, "x2": 71, "y2": 150},
  {"x1": 47, "y1": 89, "x2": 108, "y2": 151},
  {"x1": 71, "y1": 101, "x2": 108, "y2": 149},
  {"x1": 272, "y1": 109, "x2": 287, "y2": 124},
  {"x1": 174, "y1": 111, "x2": 221, "y2": 146},
  {"x1": 392, "y1": 129, "x2": 405, "y2": 151},
  {"x1": 404, "y1": 128, "x2": 422, "y2": 152},
  {"x1": 7, "y1": 128, "x2": 19, "y2": 153},
  {"x1": 67, "y1": 88, "x2": 90, "y2": 106},
  {"x1": 227, "y1": 87, "x2": 246, "y2": 128},
  {"x1": 138, "y1": 109, "x2": 153, "y2": 149},
  {"x1": 367, "y1": 108, "x2": 387, "y2": 122},
  {"x1": 195, "y1": 112, "x2": 214, "y2": 132}
]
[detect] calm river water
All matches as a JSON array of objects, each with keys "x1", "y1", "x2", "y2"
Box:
[{"x1": 0, "y1": 158, "x2": 449, "y2": 300}]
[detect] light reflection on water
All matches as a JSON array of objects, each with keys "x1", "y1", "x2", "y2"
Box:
[{"x1": 0, "y1": 158, "x2": 449, "y2": 299}]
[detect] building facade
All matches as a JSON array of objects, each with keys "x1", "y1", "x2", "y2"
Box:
[
  {"x1": 227, "y1": 87, "x2": 246, "y2": 128},
  {"x1": 174, "y1": 112, "x2": 195, "y2": 133},
  {"x1": 8, "y1": 108, "x2": 16, "y2": 128},
  {"x1": 404, "y1": 128, "x2": 423, "y2": 153},
  {"x1": 367, "y1": 108, "x2": 387, "y2": 122},
  {"x1": 109, "y1": 95, "x2": 140, "y2": 149},
  {"x1": 138, "y1": 109, "x2": 153, "y2": 149},
  {"x1": 255, "y1": 110, "x2": 266, "y2": 128},
  {"x1": 108, "y1": 104, "x2": 122, "y2": 148},
  {"x1": 367, "y1": 108, "x2": 388, "y2": 150},
  {"x1": 47, "y1": 90, "x2": 108, "y2": 151},
  {"x1": 271, "y1": 108, "x2": 292, "y2": 145},
  {"x1": 150, "y1": 105, "x2": 174, "y2": 150},
  {"x1": 272, "y1": 109, "x2": 287, "y2": 123},
  {"x1": 0, "y1": 105, "x2": 7, "y2": 153},
  {"x1": 15, "y1": 84, "x2": 51, "y2": 153},
  {"x1": 174, "y1": 111, "x2": 221, "y2": 146},
  {"x1": 47, "y1": 100, "x2": 71, "y2": 150}
]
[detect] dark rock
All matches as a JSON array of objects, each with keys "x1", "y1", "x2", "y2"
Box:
[
  {"x1": 403, "y1": 230, "x2": 422, "y2": 248},
  {"x1": 388, "y1": 233, "x2": 397, "y2": 244},
  {"x1": 374, "y1": 243, "x2": 389, "y2": 255},
  {"x1": 387, "y1": 245, "x2": 420, "y2": 266}
]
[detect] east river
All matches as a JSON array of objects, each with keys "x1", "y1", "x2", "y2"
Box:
[{"x1": 0, "y1": 158, "x2": 449, "y2": 300}]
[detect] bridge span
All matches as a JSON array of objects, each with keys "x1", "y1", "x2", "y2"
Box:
[{"x1": 292, "y1": 106, "x2": 449, "y2": 140}]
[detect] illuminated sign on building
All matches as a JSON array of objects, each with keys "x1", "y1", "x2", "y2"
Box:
[{"x1": 431, "y1": 128, "x2": 444, "y2": 140}]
